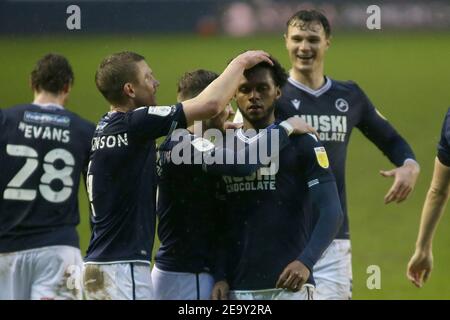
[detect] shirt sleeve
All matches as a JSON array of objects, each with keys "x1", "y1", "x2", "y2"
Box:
[
  {"x1": 353, "y1": 82, "x2": 416, "y2": 166},
  {"x1": 127, "y1": 103, "x2": 187, "y2": 141},
  {"x1": 295, "y1": 133, "x2": 336, "y2": 187},
  {"x1": 294, "y1": 134, "x2": 343, "y2": 271},
  {"x1": 437, "y1": 108, "x2": 450, "y2": 167}
]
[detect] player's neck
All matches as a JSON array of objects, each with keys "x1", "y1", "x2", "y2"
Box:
[
  {"x1": 243, "y1": 116, "x2": 275, "y2": 131},
  {"x1": 290, "y1": 69, "x2": 325, "y2": 91},
  {"x1": 33, "y1": 91, "x2": 65, "y2": 107},
  {"x1": 110, "y1": 103, "x2": 135, "y2": 113}
]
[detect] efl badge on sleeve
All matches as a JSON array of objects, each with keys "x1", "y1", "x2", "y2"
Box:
[
  {"x1": 147, "y1": 106, "x2": 174, "y2": 117},
  {"x1": 314, "y1": 147, "x2": 329, "y2": 169}
]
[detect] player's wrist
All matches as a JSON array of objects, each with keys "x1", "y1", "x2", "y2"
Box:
[
  {"x1": 279, "y1": 120, "x2": 294, "y2": 136},
  {"x1": 403, "y1": 158, "x2": 420, "y2": 173},
  {"x1": 415, "y1": 241, "x2": 432, "y2": 253}
]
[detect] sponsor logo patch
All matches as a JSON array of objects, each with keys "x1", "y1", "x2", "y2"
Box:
[
  {"x1": 147, "y1": 106, "x2": 174, "y2": 117},
  {"x1": 23, "y1": 111, "x2": 70, "y2": 127},
  {"x1": 314, "y1": 146, "x2": 329, "y2": 169}
]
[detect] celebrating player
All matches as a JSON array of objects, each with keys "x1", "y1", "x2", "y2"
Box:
[
  {"x1": 212, "y1": 58, "x2": 343, "y2": 300},
  {"x1": 82, "y1": 50, "x2": 274, "y2": 300},
  {"x1": 0, "y1": 54, "x2": 95, "y2": 300},
  {"x1": 232, "y1": 9, "x2": 420, "y2": 299},
  {"x1": 152, "y1": 69, "x2": 314, "y2": 299}
]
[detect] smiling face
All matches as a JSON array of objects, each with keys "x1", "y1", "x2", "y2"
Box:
[
  {"x1": 285, "y1": 20, "x2": 330, "y2": 76},
  {"x1": 235, "y1": 67, "x2": 281, "y2": 129}
]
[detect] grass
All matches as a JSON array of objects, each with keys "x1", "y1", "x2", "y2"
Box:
[{"x1": 1, "y1": 32, "x2": 449, "y2": 299}]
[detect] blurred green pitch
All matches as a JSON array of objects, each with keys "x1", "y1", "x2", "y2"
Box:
[{"x1": 0, "y1": 31, "x2": 449, "y2": 299}]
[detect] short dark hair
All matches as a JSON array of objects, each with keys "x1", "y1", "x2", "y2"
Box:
[
  {"x1": 244, "y1": 56, "x2": 287, "y2": 88},
  {"x1": 177, "y1": 69, "x2": 219, "y2": 100},
  {"x1": 286, "y1": 9, "x2": 331, "y2": 38},
  {"x1": 30, "y1": 53, "x2": 74, "y2": 94},
  {"x1": 95, "y1": 51, "x2": 145, "y2": 105}
]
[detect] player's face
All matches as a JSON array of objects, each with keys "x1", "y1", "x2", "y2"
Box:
[
  {"x1": 132, "y1": 60, "x2": 160, "y2": 107},
  {"x1": 285, "y1": 20, "x2": 330, "y2": 75},
  {"x1": 236, "y1": 68, "x2": 281, "y2": 126}
]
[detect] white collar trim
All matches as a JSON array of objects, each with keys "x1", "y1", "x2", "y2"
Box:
[
  {"x1": 288, "y1": 76, "x2": 332, "y2": 97},
  {"x1": 32, "y1": 102, "x2": 65, "y2": 110},
  {"x1": 236, "y1": 128, "x2": 267, "y2": 144}
]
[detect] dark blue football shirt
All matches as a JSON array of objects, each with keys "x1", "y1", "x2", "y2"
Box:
[
  {"x1": 0, "y1": 103, "x2": 95, "y2": 252},
  {"x1": 276, "y1": 77, "x2": 416, "y2": 239},
  {"x1": 84, "y1": 104, "x2": 186, "y2": 263},
  {"x1": 437, "y1": 108, "x2": 450, "y2": 167}
]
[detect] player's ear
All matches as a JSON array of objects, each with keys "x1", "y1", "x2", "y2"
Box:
[
  {"x1": 123, "y1": 82, "x2": 135, "y2": 98},
  {"x1": 283, "y1": 33, "x2": 288, "y2": 48},
  {"x1": 275, "y1": 86, "x2": 282, "y2": 99},
  {"x1": 325, "y1": 35, "x2": 331, "y2": 50},
  {"x1": 62, "y1": 83, "x2": 71, "y2": 95}
]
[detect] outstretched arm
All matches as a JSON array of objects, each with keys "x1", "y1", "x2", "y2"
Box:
[
  {"x1": 407, "y1": 157, "x2": 450, "y2": 287},
  {"x1": 356, "y1": 87, "x2": 419, "y2": 204}
]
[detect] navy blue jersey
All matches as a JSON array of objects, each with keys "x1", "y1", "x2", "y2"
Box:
[
  {"x1": 85, "y1": 104, "x2": 186, "y2": 263},
  {"x1": 155, "y1": 125, "x2": 290, "y2": 276},
  {"x1": 156, "y1": 132, "x2": 224, "y2": 274},
  {"x1": 276, "y1": 77, "x2": 416, "y2": 239},
  {"x1": 437, "y1": 108, "x2": 450, "y2": 167},
  {"x1": 223, "y1": 130, "x2": 340, "y2": 290},
  {"x1": 0, "y1": 103, "x2": 95, "y2": 253}
]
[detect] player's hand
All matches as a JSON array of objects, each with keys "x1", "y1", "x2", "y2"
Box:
[
  {"x1": 407, "y1": 249, "x2": 433, "y2": 288},
  {"x1": 285, "y1": 116, "x2": 319, "y2": 138},
  {"x1": 231, "y1": 50, "x2": 273, "y2": 70},
  {"x1": 380, "y1": 160, "x2": 420, "y2": 204},
  {"x1": 276, "y1": 260, "x2": 310, "y2": 292},
  {"x1": 211, "y1": 280, "x2": 229, "y2": 300},
  {"x1": 223, "y1": 121, "x2": 243, "y2": 130}
]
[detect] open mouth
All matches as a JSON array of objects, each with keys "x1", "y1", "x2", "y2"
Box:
[{"x1": 297, "y1": 55, "x2": 314, "y2": 62}]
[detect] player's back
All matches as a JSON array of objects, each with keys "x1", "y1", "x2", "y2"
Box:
[
  {"x1": 0, "y1": 103, "x2": 95, "y2": 253},
  {"x1": 156, "y1": 132, "x2": 223, "y2": 274}
]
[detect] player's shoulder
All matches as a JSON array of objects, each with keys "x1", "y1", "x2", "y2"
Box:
[
  {"x1": 289, "y1": 132, "x2": 322, "y2": 150},
  {"x1": 63, "y1": 109, "x2": 96, "y2": 131},
  {"x1": 0, "y1": 104, "x2": 35, "y2": 123},
  {"x1": 329, "y1": 78, "x2": 365, "y2": 95},
  {"x1": 444, "y1": 107, "x2": 450, "y2": 122},
  {"x1": 159, "y1": 130, "x2": 194, "y2": 152},
  {"x1": 441, "y1": 107, "x2": 450, "y2": 138}
]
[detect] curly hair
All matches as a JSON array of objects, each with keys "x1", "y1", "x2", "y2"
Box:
[{"x1": 244, "y1": 56, "x2": 288, "y2": 88}]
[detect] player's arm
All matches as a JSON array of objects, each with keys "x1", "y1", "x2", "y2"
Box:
[
  {"x1": 203, "y1": 117, "x2": 316, "y2": 176},
  {"x1": 211, "y1": 189, "x2": 231, "y2": 300},
  {"x1": 355, "y1": 83, "x2": 420, "y2": 204},
  {"x1": 277, "y1": 136, "x2": 343, "y2": 292},
  {"x1": 127, "y1": 51, "x2": 273, "y2": 140},
  {"x1": 182, "y1": 50, "x2": 273, "y2": 125},
  {"x1": 407, "y1": 157, "x2": 450, "y2": 287}
]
